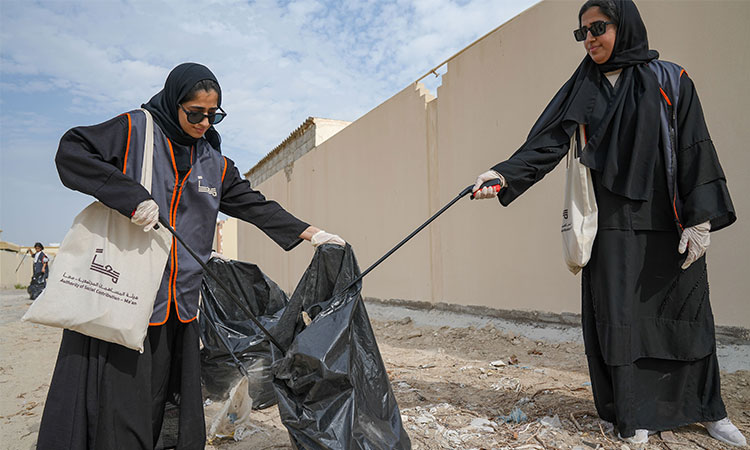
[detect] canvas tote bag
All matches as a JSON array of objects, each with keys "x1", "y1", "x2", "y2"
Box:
[
  {"x1": 23, "y1": 109, "x2": 172, "y2": 351},
  {"x1": 561, "y1": 124, "x2": 598, "y2": 275}
]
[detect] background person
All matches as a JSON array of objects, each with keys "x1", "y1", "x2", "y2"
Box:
[
  {"x1": 472, "y1": 0, "x2": 744, "y2": 446},
  {"x1": 31, "y1": 242, "x2": 49, "y2": 278},
  {"x1": 27, "y1": 242, "x2": 49, "y2": 300},
  {"x1": 37, "y1": 62, "x2": 344, "y2": 449}
]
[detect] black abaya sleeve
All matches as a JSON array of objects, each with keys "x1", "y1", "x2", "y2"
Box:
[
  {"x1": 675, "y1": 74, "x2": 736, "y2": 231},
  {"x1": 219, "y1": 157, "x2": 309, "y2": 251},
  {"x1": 55, "y1": 115, "x2": 152, "y2": 218},
  {"x1": 490, "y1": 141, "x2": 570, "y2": 206}
]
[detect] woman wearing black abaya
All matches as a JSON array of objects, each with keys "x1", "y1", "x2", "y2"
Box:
[
  {"x1": 37, "y1": 63, "x2": 344, "y2": 449},
  {"x1": 472, "y1": 0, "x2": 745, "y2": 446}
]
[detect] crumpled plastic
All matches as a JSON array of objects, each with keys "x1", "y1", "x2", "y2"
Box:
[
  {"x1": 270, "y1": 244, "x2": 411, "y2": 450},
  {"x1": 497, "y1": 405, "x2": 528, "y2": 424}
]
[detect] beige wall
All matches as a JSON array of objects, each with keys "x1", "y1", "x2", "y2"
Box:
[
  {"x1": 0, "y1": 251, "x2": 33, "y2": 289},
  {"x1": 236, "y1": 0, "x2": 750, "y2": 328},
  {"x1": 220, "y1": 219, "x2": 239, "y2": 261}
]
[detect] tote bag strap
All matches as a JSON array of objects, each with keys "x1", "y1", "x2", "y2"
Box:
[{"x1": 139, "y1": 108, "x2": 155, "y2": 194}]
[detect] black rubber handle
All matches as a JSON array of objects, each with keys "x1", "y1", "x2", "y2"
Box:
[{"x1": 470, "y1": 178, "x2": 502, "y2": 200}]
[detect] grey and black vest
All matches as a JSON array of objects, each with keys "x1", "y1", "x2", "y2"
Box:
[
  {"x1": 648, "y1": 59, "x2": 685, "y2": 231},
  {"x1": 122, "y1": 109, "x2": 226, "y2": 324}
]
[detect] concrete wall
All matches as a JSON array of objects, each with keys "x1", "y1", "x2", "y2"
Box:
[
  {"x1": 220, "y1": 219, "x2": 239, "y2": 261},
  {"x1": 0, "y1": 251, "x2": 33, "y2": 289},
  {"x1": 236, "y1": 0, "x2": 750, "y2": 328},
  {"x1": 246, "y1": 118, "x2": 350, "y2": 187}
]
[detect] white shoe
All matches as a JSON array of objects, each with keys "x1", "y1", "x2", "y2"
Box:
[
  {"x1": 618, "y1": 429, "x2": 652, "y2": 444},
  {"x1": 703, "y1": 417, "x2": 747, "y2": 447}
]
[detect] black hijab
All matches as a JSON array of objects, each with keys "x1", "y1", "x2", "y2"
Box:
[
  {"x1": 142, "y1": 62, "x2": 222, "y2": 153},
  {"x1": 519, "y1": 0, "x2": 660, "y2": 201}
]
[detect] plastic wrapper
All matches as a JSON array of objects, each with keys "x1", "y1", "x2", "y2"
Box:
[
  {"x1": 199, "y1": 257, "x2": 288, "y2": 410},
  {"x1": 270, "y1": 244, "x2": 411, "y2": 450}
]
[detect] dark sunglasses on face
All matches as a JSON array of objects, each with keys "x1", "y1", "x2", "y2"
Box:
[
  {"x1": 178, "y1": 104, "x2": 227, "y2": 124},
  {"x1": 573, "y1": 20, "x2": 615, "y2": 41}
]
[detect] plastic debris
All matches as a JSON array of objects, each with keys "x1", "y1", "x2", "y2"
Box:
[
  {"x1": 497, "y1": 406, "x2": 528, "y2": 424},
  {"x1": 539, "y1": 414, "x2": 562, "y2": 428},
  {"x1": 206, "y1": 377, "x2": 253, "y2": 441},
  {"x1": 469, "y1": 418, "x2": 495, "y2": 432}
]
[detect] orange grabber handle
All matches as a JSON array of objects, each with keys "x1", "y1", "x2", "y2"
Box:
[{"x1": 470, "y1": 178, "x2": 502, "y2": 199}]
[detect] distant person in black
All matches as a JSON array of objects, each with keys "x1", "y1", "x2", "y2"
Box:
[
  {"x1": 37, "y1": 62, "x2": 344, "y2": 449},
  {"x1": 27, "y1": 242, "x2": 49, "y2": 300},
  {"x1": 471, "y1": 0, "x2": 744, "y2": 447},
  {"x1": 31, "y1": 242, "x2": 49, "y2": 278}
]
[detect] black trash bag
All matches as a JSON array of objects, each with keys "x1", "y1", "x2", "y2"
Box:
[
  {"x1": 199, "y1": 257, "x2": 289, "y2": 409},
  {"x1": 27, "y1": 272, "x2": 47, "y2": 300},
  {"x1": 270, "y1": 244, "x2": 411, "y2": 450}
]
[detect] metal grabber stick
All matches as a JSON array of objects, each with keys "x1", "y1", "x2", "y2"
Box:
[
  {"x1": 15, "y1": 249, "x2": 30, "y2": 273},
  {"x1": 153, "y1": 178, "x2": 501, "y2": 355},
  {"x1": 339, "y1": 179, "x2": 502, "y2": 294}
]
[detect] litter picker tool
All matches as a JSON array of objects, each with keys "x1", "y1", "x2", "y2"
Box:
[
  {"x1": 339, "y1": 178, "x2": 501, "y2": 294},
  {"x1": 155, "y1": 178, "x2": 500, "y2": 356},
  {"x1": 15, "y1": 249, "x2": 30, "y2": 273}
]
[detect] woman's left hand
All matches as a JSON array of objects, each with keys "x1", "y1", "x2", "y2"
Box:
[
  {"x1": 311, "y1": 230, "x2": 345, "y2": 247},
  {"x1": 300, "y1": 226, "x2": 345, "y2": 247},
  {"x1": 678, "y1": 221, "x2": 711, "y2": 269}
]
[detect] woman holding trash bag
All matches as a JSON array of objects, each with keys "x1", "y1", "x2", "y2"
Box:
[
  {"x1": 472, "y1": 0, "x2": 744, "y2": 446},
  {"x1": 27, "y1": 242, "x2": 49, "y2": 300},
  {"x1": 37, "y1": 62, "x2": 344, "y2": 449}
]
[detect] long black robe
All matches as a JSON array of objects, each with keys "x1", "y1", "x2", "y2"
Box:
[
  {"x1": 37, "y1": 115, "x2": 309, "y2": 449},
  {"x1": 491, "y1": 71, "x2": 735, "y2": 437}
]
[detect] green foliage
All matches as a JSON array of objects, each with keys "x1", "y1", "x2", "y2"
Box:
[{"x1": 14, "y1": 283, "x2": 27, "y2": 290}]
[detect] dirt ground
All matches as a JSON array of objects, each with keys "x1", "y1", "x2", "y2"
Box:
[{"x1": 1, "y1": 288, "x2": 748, "y2": 450}]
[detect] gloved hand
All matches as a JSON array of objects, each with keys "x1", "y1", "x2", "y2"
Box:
[
  {"x1": 131, "y1": 199, "x2": 160, "y2": 232},
  {"x1": 678, "y1": 221, "x2": 710, "y2": 270},
  {"x1": 210, "y1": 251, "x2": 231, "y2": 261},
  {"x1": 472, "y1": 170, "x2": 505, "y2": 199},
  {"x1": 311, "y1": 230, "x2": 345, "y2": 247}
]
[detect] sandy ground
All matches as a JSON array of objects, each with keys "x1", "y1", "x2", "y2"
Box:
[{"x1": 1, "y1": 288, "x2": 748, "y2": 450}]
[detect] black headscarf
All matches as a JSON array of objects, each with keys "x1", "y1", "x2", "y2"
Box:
[
  {"x1": 519, "y1": 0, "x2": 660, "y2": 201},
  {"x1": 142, "y1": 62, "x2": 222, "y2": 153}
]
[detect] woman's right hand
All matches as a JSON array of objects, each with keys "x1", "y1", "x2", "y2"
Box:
[
  {"x1": 472, "y1": 170, "x2": 505, "y2": 199},
  {"x1": 131, "y1": 199, "x2": 160, "y2": 232}
]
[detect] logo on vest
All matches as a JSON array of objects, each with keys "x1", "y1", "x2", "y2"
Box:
[
  {"x1": 198, "y1": 176, "x2": 217, "y2": 197},
  {"x1": 90, "y1": 248, "x2": 120, "y2": 284}
]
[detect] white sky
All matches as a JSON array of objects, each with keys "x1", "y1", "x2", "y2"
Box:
[{"x1": 0, "y1": 0, "x2": 539, "y2": 245}]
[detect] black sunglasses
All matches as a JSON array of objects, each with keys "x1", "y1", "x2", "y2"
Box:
[
  {"x1": 178, "y1": 104, "x2": 227, "y2": 125},
  {"x1": 573, "y1": 20, "x2": 614, "y2": 41}
]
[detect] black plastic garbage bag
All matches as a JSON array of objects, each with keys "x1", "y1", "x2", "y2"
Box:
[
  {"x1": 27, "y1": 272, "x2": 47, "y2": 300},
  {"x1": 270, "y1": 244, "x2": 411, "y2": 450},
  {"x1": 199, "y1": 257, "x2": 288, "y2": 409}
]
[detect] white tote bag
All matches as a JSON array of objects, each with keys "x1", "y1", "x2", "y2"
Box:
[
  {"x1": 23, "y1": 109, "x2": 172, "y2": 351},
  {"x1": 561, "y1": 124, "x2": 598, "y2": 275}
]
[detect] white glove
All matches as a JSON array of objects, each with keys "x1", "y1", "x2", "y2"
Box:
[
  {"x1": 472, "y1": 170, "x2": 505, "y2": 199},
  {"x1": 210, "y1": 251, "x2": 231, "y2": 261},
  {"x1": 678, "y1": 221, "x2": 711, "y2": 270},
  {"x1": 311, "y1": 230, "x2": 345, "y2": 247},
  {"x1": 131, "y1": 199, "x2": 160, "y2": 232}
]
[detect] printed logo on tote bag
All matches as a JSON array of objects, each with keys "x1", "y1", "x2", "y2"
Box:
[{"x1": 89, "y1": 248, "x2": 120, "y2": 283}]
